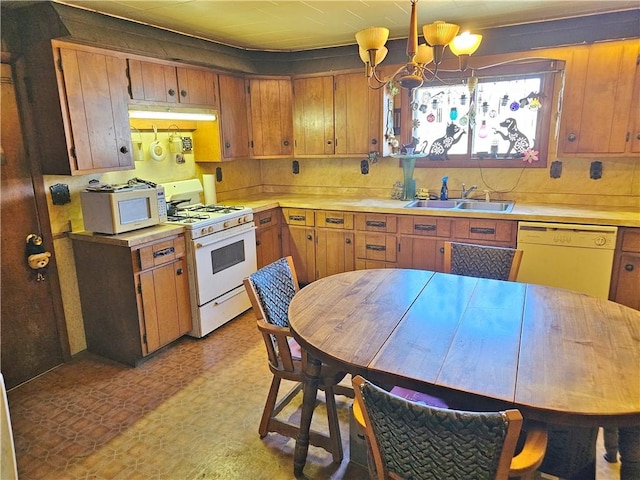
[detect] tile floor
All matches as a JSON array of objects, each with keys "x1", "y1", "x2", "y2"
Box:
[{"x1": 7, "y1": 309, "x2": 620, "y2": 479}]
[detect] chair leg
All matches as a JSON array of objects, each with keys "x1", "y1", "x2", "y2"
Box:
[
  {"x1": 259, "y1": 375, "x2": 282, "y2": 438},
  {"x1": 323, "y1": 386, "x2": 343, "y2": 464}
]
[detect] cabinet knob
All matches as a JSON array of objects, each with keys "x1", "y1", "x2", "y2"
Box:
[
  {"x1": 283, "y1": 140, "x2": 290, "y2": 146},
  {"x1": 176, "y1": 268, "x2": 183, "y2": 275},
  {"x1": 119, "y1": 146, "x2": 129, "y2": 154},
  {"x1": 371, "y1": 138, "x2": 378, "y2": 145},
  {"x1": 440, "y1": 247, "x2": 445, "y2": 254},
  {"x1": 327, "y1": 140, "x2": 332, "y2": 145},
  {"x1": 306, "y1": 234, "x2": 313, "y2": 241},
  {"x1": 225, "y1": 142, "x2": 231, "y2": 149},
  {"x1": 168, "y1": 89, "x2": 176, "y2": 97},
  {"x1": 625, "y1": 263, "x2": 635, "y2": 272},
  {"x1": 256, "y1": 240, "x2": 261, "y2": 246},
  {"x1": 180, "y1": 89, "x2": 187, "y2": 98},
  {"x1": 567, "y1": 133, "x2": 577, "y2": 142},
  {"x1": 345, "y1": 238, "x2": 351, "y2": 244},
  {"x1": 637, "y1": 133, "x2": 640, "y2": 141}
]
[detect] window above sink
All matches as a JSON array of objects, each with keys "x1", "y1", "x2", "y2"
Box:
[{"x1": 393, "y1": 59, "x2": 564, "y2": 169}]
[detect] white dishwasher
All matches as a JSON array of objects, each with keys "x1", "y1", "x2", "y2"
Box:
[{"x1": 516, "y1": 221, "x2": 618, "y2": 299}]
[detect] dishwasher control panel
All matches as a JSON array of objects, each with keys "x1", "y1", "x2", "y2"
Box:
[{"x1": 517, "y1": 222, "x2": 617, "y2": 249}]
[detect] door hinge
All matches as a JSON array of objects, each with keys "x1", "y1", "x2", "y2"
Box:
[
  {"x1": 143, "y1": 333, "x2": 147, "y2": 344},
  {"x1": 56, "y1": 57, "x2": 63, "y2": 73},
  {"x1": 137, "y1": 283, "x2": 142, "y2": 294}
]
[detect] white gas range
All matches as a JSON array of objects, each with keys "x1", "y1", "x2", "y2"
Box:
[{"x1": 161, "y1": 180, "x2": 257, "y2": 338}]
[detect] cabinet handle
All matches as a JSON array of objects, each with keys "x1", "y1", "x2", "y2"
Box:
[
  {"x1": 440, "y1": 247, "x2": 445, "y2": 253},
  {"x1": 415, "y1": 224, "x2": 436, "y2": 231},
  {"x1": 625, "y1": 263, "x2": 635, "y2": 272},
  {"x1": 283, "y1": 140, "x2": 290, "y2": 146},
  {"x1": 346, "y1": 238, "x2": 352, "y2": 244},
  {"x1": 470, "y1": 227, "x2": 495, "y2": 235},
  {"x1": 119, "y1": 146, "x2": 129, "y2": 154},
  {"x1": 306, "y1": 234, "x2": 313, "y2": 241},
  {"x1": 168, "y1": 89, "x2": 176, "y2": 97},
  {"x1": 180, "y1": 89, "x2": 187, "y2": 98},
  {"x1": 176, "y1": 268, "x2": 183, "y2": 275},
  {"x1": 325, "y1": 217, "x2": 344, "y2": 225},
  {"x1": 366, "y1": 220, "x2": 386, "y2": 228},
  {"x1": 371, "y1": 138, "x2": 378, "y2": 145},
  {"x1": 153, "y1": 246, "x2": 175, "y2": 258},
  {"x1": 289, "y1": 215, "x2": 306, "y2": 221},
  {"x1": 259, "y1": 216, "x2": 272, "y2": 225},
  {"x1": 567, "y1": 133, "x2": 577, "y2": 142},
  {"x1": 366, "y1": 244, "x2": 386, "y2": 251}
]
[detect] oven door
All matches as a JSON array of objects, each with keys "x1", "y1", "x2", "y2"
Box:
[{"x1": 192, "y1": 223, "x2": 257, "y2": 306}]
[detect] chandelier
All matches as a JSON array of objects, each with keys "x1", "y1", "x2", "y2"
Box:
[{"x1": 355, "y1": 0, "x2": 482, "y2": 91}]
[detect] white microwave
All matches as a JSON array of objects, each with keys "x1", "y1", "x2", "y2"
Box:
[{"x1": 80, "y1": 185, "x2": 168, "y2": 234}]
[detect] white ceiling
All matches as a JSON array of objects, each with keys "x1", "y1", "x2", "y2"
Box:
[{"x1": 50, "y1": 0, "x2": 639, "y2": 52}]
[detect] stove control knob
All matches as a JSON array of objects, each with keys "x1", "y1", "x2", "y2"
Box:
[
  {"x1": 200, "y1": 228, "x2": 207, "y2": 236},
  {"x1": 243, "y1": 215, "x2": 251, "y2": 223},
  {"x1": 208, "y1": 226, "x2": 214, "y2": 234},
  {"x1": 224, "y1": 221, "x2": 231, "y2": 229},
  {"x1": 237, "y1": 217, "x2": 243, "y2": 224}
]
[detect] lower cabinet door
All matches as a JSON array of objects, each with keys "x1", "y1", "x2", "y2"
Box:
[{"x1": 139, "y1": 258, "x2": 191, "y2": 354}]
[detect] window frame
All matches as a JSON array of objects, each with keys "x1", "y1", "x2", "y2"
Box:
[{"x1": 396, "y1": 59, "x2": 564, "y2": 168}]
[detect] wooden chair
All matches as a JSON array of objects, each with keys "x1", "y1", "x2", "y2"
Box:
[
  {"x1": 444, "y1": 241, "x2": 523, "y2": 281},
  {"x1": 352, "y1": 375, "x2": 548, "y2": 480},
  {"x1": 243, "y1": 256, "x2": 351, "y2": 463}
]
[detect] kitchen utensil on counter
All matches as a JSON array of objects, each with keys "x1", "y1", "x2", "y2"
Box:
[{"x1": 149, "y1": 125, "x2": 166, "y2": 161}]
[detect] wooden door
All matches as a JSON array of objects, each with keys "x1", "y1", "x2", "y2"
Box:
[
  {"x1": 315, "y1": 229, "x2": 355, "y2": 279},
  {"x1": 560, "y1": 41, "x2": 639, "y2": 155},
  {"x1": 249, "y1": 77, "x2": 293, "y2": 157},
  {"x1": 334, "y1": 72, "x2": 382, "y2": 155},
  {"x1": 1, "y1": 63, "x2": 68, "y2": 389},
  {"x1": 128, "y1": 59, "x2": 178, "y2": 103},
  {"x1": 255, "y1": 209, "x2": 282, "y2": 269},
  {"x1": 293, "y1": 76, "x2": 335, "y2": 156},
  {"x1": 57, "y1": 47, "x2": 133, "y2": 171},
  {"x1": 397, "y1": 236, "x2": 445, "y2": 272},
  {"x1": 139, "y1": 258, "x2": 191, "y2": 354},
  {"x1": 611, "y1": 252, "x2": 640, "y2": 310},
  {"x1": 176, "y1": 67, "x2": 218, "y2": 106},
  {"x1": 281, "y1": 226, "x2": 316, "y2": 285},
  {"x1": 218, "y1": 73, "x2": 250, "y2": 159}
]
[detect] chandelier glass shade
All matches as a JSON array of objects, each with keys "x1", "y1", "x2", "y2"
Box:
[{"x1": 355, "y1": 0, "x2": 482, "y2": 91}]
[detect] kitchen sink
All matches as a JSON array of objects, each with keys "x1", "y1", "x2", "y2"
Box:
[
  {"x1": 405, "y1": 199, "x2": 514, "y2": 213},
  {"x1": 455, "y1": 201, "x2": 514, "y2": 212},
  {"x1": 405, "y1": 199, "x2": 458, "y2": 209}
]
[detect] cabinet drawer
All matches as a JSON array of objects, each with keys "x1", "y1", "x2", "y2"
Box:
[
  {"x1": 316, "y1": 211, "x2": 354, "y2": 229},
  {"x1": 138, "y1": 236, "x2": 185, "y2": 270},
  {"x1": 453, "y1": 219, "x2": 516, "y2": 243},
  {"x1": 356, "y1": 214, "x2": 397, "y2": 233},
  {"x1": 282, "y1": 208, "x2": 315, "y2": 226},
  {"x1": 398, "y1": 216, "x2": 452, "y2": 237},
  {"x1": 356, "y1": 234, "x2": 397, "y2": 263},
  {"x1": 621, "y1": 228, "x2": 640, "y2": 253},
  {"x1": 255, "y1": 209, "x2": 281, "y2": 229}
]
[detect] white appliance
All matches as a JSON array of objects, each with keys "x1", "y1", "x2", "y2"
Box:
[
  {"x1": 160, "y1": 180, "x2": 257, "y2": 337},
  {"x1": 517, "y1": 221, "x2": 618, "y2": 299}
]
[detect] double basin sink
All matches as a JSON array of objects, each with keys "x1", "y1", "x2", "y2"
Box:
[{"x1": 405, "y1": 199, "x2": 514, "y2": 212}]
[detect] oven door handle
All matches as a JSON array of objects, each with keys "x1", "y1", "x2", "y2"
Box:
[
  {"x1": 194, "y1": 225, "x2": 256, "y2": 249},
  {"x1": 213, "y1": 286, "x2": 245, "y2": 305}
]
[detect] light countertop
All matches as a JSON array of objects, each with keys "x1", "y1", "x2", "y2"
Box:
[
  {"x1": 69, "y1": 224, "x2": 185, "y2": 247},
  {"x1": 225, "y1": 193, "x2": 640, "y2": 227}
]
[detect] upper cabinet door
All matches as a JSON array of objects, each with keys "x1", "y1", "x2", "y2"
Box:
[
  {"x1": 559, "y1": 40, "x2": 639, "y2": 156},
  {"x1": 128, "y1": 59, "x2": 179, "y2": 103},
  {"x1": 175, "y1": 67, "x2": 218, "y2": 106},
  {"x1": 218, "y1": 73, "x2": 250, "y2": 160},
  {"x1": 293, "y1": 76, "x2": 335, "y2": 156},
  {"x1": 248, "y1": 77, "x2": 293, "y2": 158},
  {"x1": 56, "y1": 46, "x2": 133, "y2": 173},
  {"x1": 334, "y1": 72, "x2": 382, "y2": 156}
]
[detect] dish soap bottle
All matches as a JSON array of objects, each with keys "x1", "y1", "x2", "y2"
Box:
[{"x1": 440, "y1": 176, "x2": 449, "y2": 200}]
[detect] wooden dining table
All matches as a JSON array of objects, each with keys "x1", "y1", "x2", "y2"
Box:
[{"x1": 287, "y1": 268, "x2": 640, "y2": 477}]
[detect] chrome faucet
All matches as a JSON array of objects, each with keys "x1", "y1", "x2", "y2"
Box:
[{"x1": 461, "y1": 183, "x2": 478, "y2": 199}]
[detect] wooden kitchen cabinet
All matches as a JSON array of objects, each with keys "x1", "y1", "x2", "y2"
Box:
[
  {"x1": 248, "y1": 77, "x2": 293, "y2": 158},
  {"x1": 315, "y1": 211, "x2": 355, "y2": 279},
  {"x1": 281, "y1": 208, "x2": 316, "y2": 285},
  {"x1": 559, "y1": 40, "x2": 639, "y2": 156},
  {"x1": 334, "y1": 72, "x2": 382, "y2": 156},
  {"x1": 255, "y1": 209, "x2": 282, "y2": 268},
  {"x1": 292, "y1": 73, "x2": 383, "y2": 157},
  {"x1": 128, "y1": 58, "x2": 218, "y2": 106},
  {"x1": 218, "y1": 73, "x2": 251, "y2": 160},
  {"x1": 609, "y1": 227, "x2": 640, "y2": 311},
  {"x1": 72, "y1": 233, "x2": 191, "y2": 366},
  {"x1": 16, "y1": 41, "x2": 134, "y2": 175}
]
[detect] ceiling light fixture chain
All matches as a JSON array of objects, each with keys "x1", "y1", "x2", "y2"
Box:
[{"x1": 355, "y1": 0, "x2": 483, "y2": 93}]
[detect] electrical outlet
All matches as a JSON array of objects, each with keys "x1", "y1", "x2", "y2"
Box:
[
  {"x1": 360, "y1": 159, "x2": 369, "y2": 175},
  {"x1": 292, "y1": 160, "x2": 300, "y2": 174},
  {"x1": 550, "y1": 161, "x2": 562, "y2": 178},
  {"x1": 590, "y1": 161, "x2": 602, "y2": 179},
  {"x1": 215, "y1": 167, "x2": 222, "y2": 182}
]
